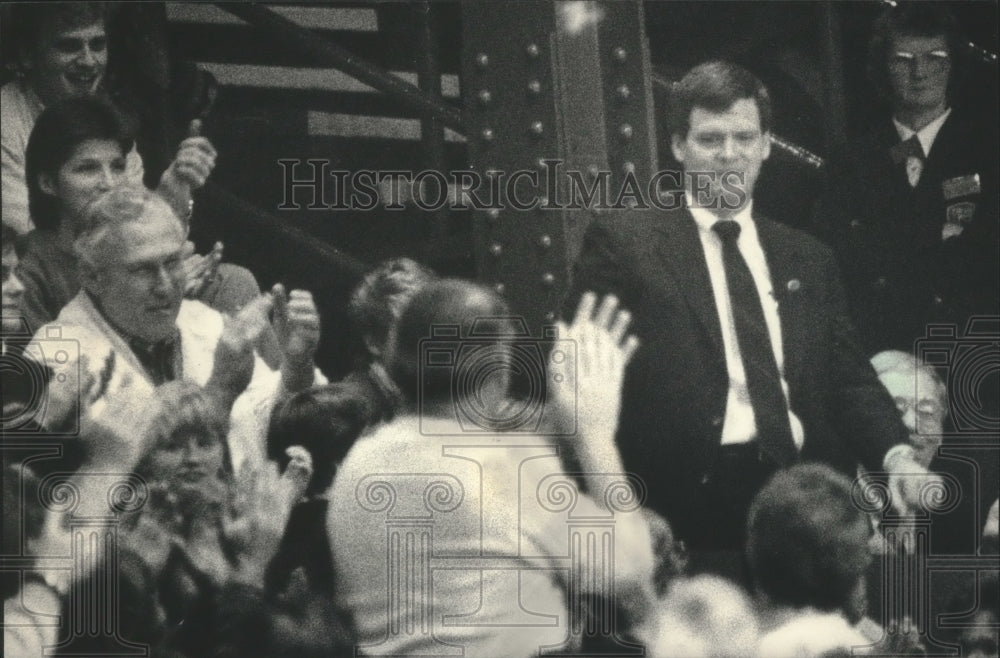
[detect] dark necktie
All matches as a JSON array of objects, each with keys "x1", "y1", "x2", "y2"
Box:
[
  {"x1": 889, "y1": 135, "x2": 925, "y2": 187},
  {"x1": 129, "y1": 334, "x2": 180, "y2": 385},
  {"x1": 712, "y1": 220, "x2": 796, "y2": 466}
]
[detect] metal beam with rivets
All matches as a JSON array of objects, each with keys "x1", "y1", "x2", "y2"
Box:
[{"x1": 462, "y1": 0, "x2": 658, "y2": 334}]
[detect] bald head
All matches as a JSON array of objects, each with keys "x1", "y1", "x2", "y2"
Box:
[{"x1": 387, "y1": 278, "x2": 513, "y2": 408}]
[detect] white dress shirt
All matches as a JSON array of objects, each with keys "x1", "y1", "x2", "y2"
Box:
[
  {"x1": 688, "y1": 202, "x2": 805, "y2": 449},
  {"x1": 893, "y1": 108, "x2": 951, "y2": 187}
]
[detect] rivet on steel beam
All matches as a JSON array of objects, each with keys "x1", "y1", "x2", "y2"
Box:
[
  {"x1": 526, "y1": 43, "x2": 540, "y2": 58},
  {"x1": 476, "y1": 53, "x2": 490, "y2": 69},
  {"x1": 623, "y1": 161, "x2": 636, "y2": 174},
  {"x1": 620, "y1": 123, "x2": 633, "y2": 140},
  {"x1": 487, "y1": 208, "x2": 501, "y2": 221},
  {"x1": 530, "y1": 121, "x2": 544, "y2": 136},
  {"x1": 527, "y1": 80, "x2": 542, "y2": 95},
  {"x1": 478, "y1": 89, "x2": 492, "y2": 105},
  {"x1": 617, "y1": 84, "x2": 630, "y2": 100},
  {"x1": 489, "y1": 243, "x2": 503, "y2": 257},
  {"x1": 538, "y1": 234, "x2": 552, "y2": 249},
  {"x1": 481, "y1": 127, "x2": 495, "y2": 142},
  {"x1": 613, "y1": 47, "x2": 627, "y2": 62},
  {"x1": 542, "y1": 272, "x2": 556, "y2": 286},
  {"x1": 494, "y1": 283, "x2": 506, "y2": 295}
]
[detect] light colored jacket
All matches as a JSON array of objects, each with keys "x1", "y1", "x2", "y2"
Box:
[{"x1": 27, "y1": 292, "x2": 306, "y2": 474}]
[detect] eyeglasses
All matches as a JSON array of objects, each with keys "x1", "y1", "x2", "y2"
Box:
[
  {"x1": 113, "y1": 255, "x2": 186, "y2": 287},
  {"x1": 888, "y1": 49, "x2": 951, "y2": 71},
  {"x1": 892, "y1": 396, "x2": 943, "y2": 420}
]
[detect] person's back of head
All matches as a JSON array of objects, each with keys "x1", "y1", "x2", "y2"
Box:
[
  {"x1": 267, "y1": 382, "x2": 372, "y2": 497},
  {"x1": 747, "y1": 464, "x2": 872, "y2": 617},
  {"x1": 348, "y1": 257, "x2": 435, "y2": 363},
  {"x1": 25, "y1": 96, "x2": 133, "y2": 231},
  {"x1": 386, "y1": 278, "x2": 513, "y2": 413}
]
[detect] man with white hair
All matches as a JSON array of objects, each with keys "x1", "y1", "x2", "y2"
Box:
[
  {"x1": 870, "y1": 349, "x2": 948, "y2": 468},
  {"x1": 27, "y1": 184, "x2": 323, "y2": 472}
]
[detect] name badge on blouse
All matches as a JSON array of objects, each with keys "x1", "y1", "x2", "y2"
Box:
[
  {"x1": 942, "y1": 173, "x2": 980, "y2": 200},
  {"x1": 943, "y1": 201, "x2": 976, "y2": 240}
]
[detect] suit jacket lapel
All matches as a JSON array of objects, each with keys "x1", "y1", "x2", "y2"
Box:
[
  {"x1": 654, "y1": 211, "x2": 725, "y2": 359},
  {"x1": 754, "y1": 217, "x2": 806, "y2": 387}
]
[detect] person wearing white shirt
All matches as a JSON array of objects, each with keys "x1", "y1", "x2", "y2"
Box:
[{"x1": 567, "y1": 61, "x2": 931, "y2": 573}]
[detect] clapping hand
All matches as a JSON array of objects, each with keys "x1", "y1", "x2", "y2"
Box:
[
  {"x1": 271, "y1": 283, "x2": 321, "y2": 392},
  {"x1": 182, "y1": 241, "x2": 224, "y2": 298},
  {"x1": 206, "y1": 293, "x2": 273, "y2": 410}
]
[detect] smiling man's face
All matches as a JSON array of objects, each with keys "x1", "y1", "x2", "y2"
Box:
[{"x1": 25, "y1": 19, "x2": 108, "y2": 105}]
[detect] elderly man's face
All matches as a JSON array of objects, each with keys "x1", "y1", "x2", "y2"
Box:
[
  {"x1": 89, "y1": 206, "x2": 186, "y2": 343},
  {"x1": 25, "y1": 20, "x2": 107, "y2": 106},
  {"x1": 879, "y1": 368, "x2": 946, "y2": 468},
  {"x1": 887, "y1": 33, "x2": 951, "y2": 114},
  {"x1": 671, "y1": 99, "x2": 771, "y2": 215},
  {"x1": 2, "y1": 246, "x2": 26, "y2": 335}
]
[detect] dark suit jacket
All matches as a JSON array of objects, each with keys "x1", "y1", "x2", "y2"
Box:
[
  {"x1": 566, "y1": 207, "x2": 907, "y2": 541},
  {"x1": 815, "y1": 109, "x2": 1000, "y2": 354}
]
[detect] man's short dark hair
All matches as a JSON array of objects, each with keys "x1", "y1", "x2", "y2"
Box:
[
  {"x1": 747, "y1": 464, "x2": 872, "y2": 613},
  {"x1": 25, "y1": 97, "x2": 134, "y2": 231},
  {"x1": 388, "y1": 278, "x2": 512, "y2": 406},
  {"x1": 6, "y1": 2, "x2": 108, "y2": 68},
  {"x1": 267, "y1": 382, "x2": 372, "y2": 496},
  {"x1": 667, "y1": 60, "x2": 772, "y2": 138},
  {"x1": 867, "y1": 3, "x2": 965, "y2": 104}
]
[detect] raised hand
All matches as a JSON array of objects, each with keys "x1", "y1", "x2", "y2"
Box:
[
  {"x1": 182, "y1": 241, "x2": 224, "y2": 298},
  {"x1": 272, "y1": 283, "x2": 320, "y2": 392},
  {"x1": 206, "y1": 293, "x2": 273, "y2": 410},
  {"x1": 224, "y1": 449, "x2": 313, "y2": 584},
  {"x1": 280, "y1": 445, "x2": 314, "y2": 506},
  {"x1": 157, "y1": 119, "x2": 218, "y2": 221},
  {"x1": 549, "y1": 292, "x2": 639, "y2": 447}
]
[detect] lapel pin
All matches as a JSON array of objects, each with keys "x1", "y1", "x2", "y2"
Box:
[{"x1": 787, "y1": 279, "x2": 801, "y2": 293}]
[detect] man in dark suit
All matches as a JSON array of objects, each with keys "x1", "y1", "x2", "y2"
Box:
[
  {"x1": 815, "y1": 3, "x2": 999, "y2": 356},
  {"x1": 566, "y1": 61, "x2": 925, "y2": 565}
]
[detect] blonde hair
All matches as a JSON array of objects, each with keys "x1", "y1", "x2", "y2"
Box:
[{"x1": 134, "y1": 380, "x2": 232, "y2": 481}]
